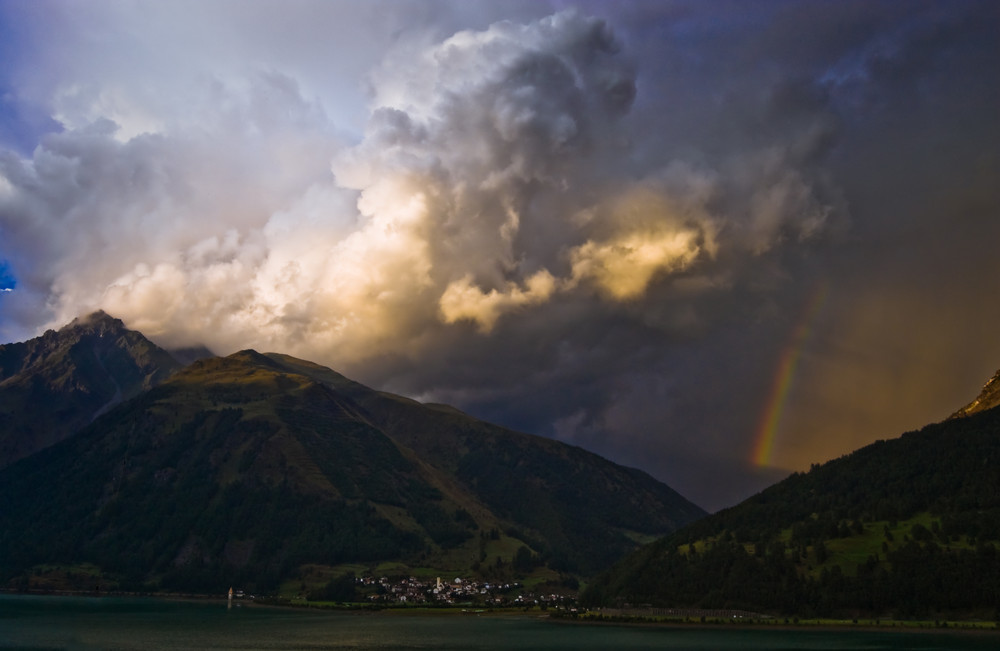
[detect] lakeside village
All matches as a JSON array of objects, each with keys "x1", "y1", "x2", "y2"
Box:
[
  {"x1": 359, "y1": 575, "x2": 574, "y2": 607},
  {"x1": 231, "y1": 575, "x2": 577, "y2": 608}
]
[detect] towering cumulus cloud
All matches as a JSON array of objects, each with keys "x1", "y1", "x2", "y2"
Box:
[
  {"x1": 0, "y1": 10, "x2": 830, "y2": 359},
  {"x1": 0, "y1": 5, "x2": 879, "y2": 509}
]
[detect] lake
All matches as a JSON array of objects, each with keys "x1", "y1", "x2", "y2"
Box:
[{"x1": 0, "y1": 595, "x2": 996, "y2": 650}]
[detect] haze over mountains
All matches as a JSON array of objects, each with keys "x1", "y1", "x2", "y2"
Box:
[{"x1": 0, "y1": 312, "x2": 703, "y2": 594}]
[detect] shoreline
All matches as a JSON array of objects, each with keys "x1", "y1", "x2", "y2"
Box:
[
  {"x1": 550, "y1": 611, "x2": 999, "y2": 635},
  {"x1": 2, "y1": 589, "x2": 997, "y2": 635}
]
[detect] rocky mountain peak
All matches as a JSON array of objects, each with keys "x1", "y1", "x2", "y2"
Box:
[
  {"x1": 0, "y1": 312, "x2": 184, "y2": 467},
  {"x1": 59, "y1": 309, "x2": 126, "y2": 337},
  {"x1": 951, "y1": 368, "x2": 1000, "y2": 419}
]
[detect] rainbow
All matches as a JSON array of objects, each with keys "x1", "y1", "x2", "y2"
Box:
[{"x1": 751, "y1": 283, "x2": 829, "y2": 467}]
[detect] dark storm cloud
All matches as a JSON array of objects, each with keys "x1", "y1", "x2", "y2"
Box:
[{"x1": 0, "y1": 1, "x2": 996, "y2": 510}]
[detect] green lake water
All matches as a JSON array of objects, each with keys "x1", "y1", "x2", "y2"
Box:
[{"x1": 0, "y1": 595, "x2": 996, "y2": 650}]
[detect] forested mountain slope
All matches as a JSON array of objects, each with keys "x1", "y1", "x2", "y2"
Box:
[
  {"x1": 0, "y1": 340, "x2": 705, "y2": 594},
  {"x1": 583, "y1": 380, "x2": 1000, "y2": 618},
  {"x1": 266, "y1": 353, "x2": 705, "y2": 573}
]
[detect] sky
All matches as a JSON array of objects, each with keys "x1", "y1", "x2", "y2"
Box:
[{"x1": 0, "y1": 0, "x2": 997, "y2": 511}]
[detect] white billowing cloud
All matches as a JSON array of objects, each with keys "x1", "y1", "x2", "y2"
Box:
[
  {"x1": 568, "y1": 176, "x2": 720, "y2": 300},
  {"x1": 436, "y1": 172, "x2": 721, "y2": 330},
  {"x1": 440, "y1": 270, "x2": 558, "y2": 333},
  {"x1": 0, "y1": 68, "x2": 341, "y2": 344},
  {"x1": 7, "y1": 0, "x2": 451, "y2": 142},
  {"x1": 53, "y1": 83, "x2": 166, "y2": 143},
  {"x1": 570, "y1": 230, "x2": 703, "y2": 301},
  {"x1": 0, "y1": 9, "x2": 836, "y2": 372}
]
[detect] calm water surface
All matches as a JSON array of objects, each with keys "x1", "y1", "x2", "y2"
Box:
[{"x1": 0, "y1": 595, "x2": 996, "y2": 650}]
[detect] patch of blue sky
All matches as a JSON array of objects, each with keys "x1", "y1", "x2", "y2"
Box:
[
  {"x1": 0, "y1": 259, "x2": 16, "y2": 291},
  {"x1": 0, "y1": 88, "x2": 63, "y2": 155}
]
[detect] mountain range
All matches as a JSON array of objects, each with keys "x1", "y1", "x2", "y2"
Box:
[
  {"x1": 0, "y1": 312, "x2": 704, "y2": 594},
  {"x1": 3, "y1": 310, "x2": 998, "y2": 618}
]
